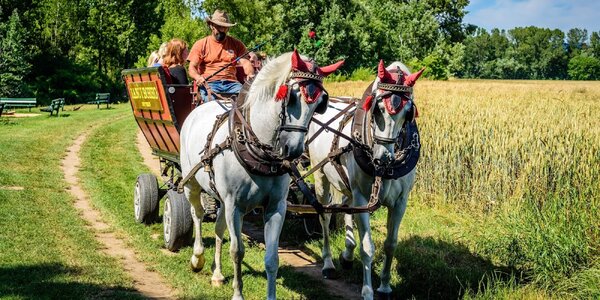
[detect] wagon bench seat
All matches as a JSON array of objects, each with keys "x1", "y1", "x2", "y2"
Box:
[{"x1": 122, "y1": 67, "x2": 195, "y2": 163}]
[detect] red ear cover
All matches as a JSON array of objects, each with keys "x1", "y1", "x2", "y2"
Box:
[
  {"x1": 377, "y1": 60, "x2": 394, "y2": 83},
  {"x1": 275, "y1": 85, "x2": 288, "y2": 101},
  {"x1": 362, "y1": 95, "x2": 374, "y2": 111},
  {"x1": 318, "y1": 59, "x2": 345, "y2": 76},
  {"x1": 291, "y1": 49, "x2": 309, "y2": 72},
  {"x1": 404, "y1": 67, "x2": 425, "y2": 87}
]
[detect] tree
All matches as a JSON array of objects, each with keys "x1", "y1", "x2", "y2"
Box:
[
  {"x1": 568, "y1": 54, "x2": 600, "y2": 80},
  {"x1": 590, "y1": 31, "x2": 600, "y2": 58},
  {"x1": 567, "y1": 28, "x2": 588, "y2": 56},
  {"x1": 509, "y1": 27, "x2": 567, "y2": 79},
  {"x1": 0, "y1": 10, "x2": 31, "y2": 97}
]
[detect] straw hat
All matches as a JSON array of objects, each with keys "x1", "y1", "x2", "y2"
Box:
[{"x1": 206, "y1": 10, "x2": 236, "y2": 27}]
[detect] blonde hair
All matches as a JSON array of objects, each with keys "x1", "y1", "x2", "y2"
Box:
[
  {"x1": 163, "y1": 39, "x2": 188, "y2": 67},
  {"x1": 158, "y1": 42, "x2": 168, "y2": 60},
  {"x1": 147, "y1": 51, "x2": 160, "y2": 67}
]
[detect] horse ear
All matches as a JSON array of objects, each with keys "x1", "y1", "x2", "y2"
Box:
[
  {"x1": 318, "y1": 59, "x2": 344, "y2": 76},
  {"x1": 404, "y1": 67, "x2": 425, "y2": 87},
  {"x1": 291, "y1": 49, "x2": 309, "y2": 72},
  {"x1": 377, "y1": 60, "x2": 393, "y2": 83}
]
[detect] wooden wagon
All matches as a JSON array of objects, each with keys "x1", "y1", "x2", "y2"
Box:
[
  {"x1": 122, "y1": 66, "x2": 342, "y2": 251},
  {"x1": 122, "y1": 66, "x2": 209, "y2": 251}
]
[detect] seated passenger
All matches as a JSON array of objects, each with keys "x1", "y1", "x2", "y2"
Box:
[
  {"x1": 163, "y1": 38, "x2": 189, "y2": 85},
  {"x1": 248, "y1": 51, "x2": 263, "y2": 73},
  {"x1": 147, "y1": 51, "x2": 160, "y2": 67}
]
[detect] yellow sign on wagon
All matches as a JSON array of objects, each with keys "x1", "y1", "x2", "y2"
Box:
[{"x1": 129, "y1": 81, "x2": 163, "y2": 112}]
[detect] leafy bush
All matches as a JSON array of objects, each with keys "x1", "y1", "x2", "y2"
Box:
[
  {"x1": 323, "y1": 73, "x2": 348, "y2": 82},
  {"x1": 349, "y1": 67, "x2": 374, "y2": 81},
  {"x1": 568, "y1": 54, "x2": 600, "y2": 80}
]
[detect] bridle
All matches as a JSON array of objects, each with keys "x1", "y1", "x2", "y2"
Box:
[
  {"x1": 370, "y1": 70, "x2": 415, "y2": 146},
  {"x1": 277, "y1": 70, "x2": 328, "y2": 135}
]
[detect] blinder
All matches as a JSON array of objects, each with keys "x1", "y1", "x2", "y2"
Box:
[
  {"x1": 278, "y1": 72, "x2": 329, "y2": 133},
  {"x1": 315, "y1": 93, "x2": 328, "y2": 114}
]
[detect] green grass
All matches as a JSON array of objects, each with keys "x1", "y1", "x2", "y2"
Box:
[
  {"x1": 76, "y1": 108, "x2": 338, "y2": 299},
  {"x1": 0, "y1": 105, "x2": 143, "y2": 299},
  {"x1": 1, "y1": 80, "x2": 599, "y2": 299}
]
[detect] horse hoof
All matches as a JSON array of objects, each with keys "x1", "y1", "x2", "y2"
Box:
[
  {"x1": 322, "y1": 268, "x2": 339, "y2": 280},
  {"x1": 190, "y1": 255, "x2": 205, "y2": 272},
  {"x1": 211, "y1": 278, "x2": 224, "y2": 287},
  {"x1": 339, "y1": 252, "x2": 353, "y2": 270},
  {"x1": 375, "y1": 290, "x2": 393, "y2": 300}
]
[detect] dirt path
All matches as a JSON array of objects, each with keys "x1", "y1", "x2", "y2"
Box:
[
  {"x1": 63, "y1": 131, "x2": 174, "y2": 299},
  {"x1": 136, "y1": 130, "x2": 361, "y2": 299}
]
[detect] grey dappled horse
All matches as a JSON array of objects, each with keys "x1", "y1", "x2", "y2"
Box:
[
  {"x1": 180, "y1": 50, "x2": 343, "y2": 300},
  {"x1": 307, "y1": 60, "x2": 424, "y2": 299}
]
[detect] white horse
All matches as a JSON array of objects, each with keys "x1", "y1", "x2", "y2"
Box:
[
  {"x1": 307, "y1": 60, "x2": 424, "y2": 299},
  {"x1": 180, "y1": 50, "x2": 343, "y2": 300}
]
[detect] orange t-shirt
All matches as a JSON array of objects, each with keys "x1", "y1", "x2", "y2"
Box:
[{"x1": 188, "y1": 36, "x2": 247, "y2": 82}]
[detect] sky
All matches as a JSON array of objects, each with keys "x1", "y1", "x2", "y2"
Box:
[{"x1": 464, "y1": 0, "x2": 599, "y2": 34}]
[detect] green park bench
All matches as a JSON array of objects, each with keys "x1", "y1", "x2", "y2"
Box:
[
  {"x1": 0, "y1": 98, "x2": 37, "y2": 112},
  {"x1": 40, "y1": 98, "x2": 65, "y2": 116},
  {"x1": 88, "y1": 93, "x2": 111, "y2": 109}
]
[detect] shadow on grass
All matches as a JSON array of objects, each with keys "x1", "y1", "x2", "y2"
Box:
[
  {"x1": 0, "y1": 263, "x2": 144, "y2": 299},
  {"x1": 388, "y1": 236, "x2": 518, "y2": 299}
]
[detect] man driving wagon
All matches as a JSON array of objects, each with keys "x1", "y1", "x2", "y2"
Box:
[{"x1": 188, "y1": 10, "x2": 255, "y2": 103}]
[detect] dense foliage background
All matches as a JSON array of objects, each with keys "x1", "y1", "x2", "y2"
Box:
[{"x1": 0, "y1": 0, "x2": 598, "y2": 104}]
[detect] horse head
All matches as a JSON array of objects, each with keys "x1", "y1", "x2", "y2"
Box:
[
  {"x1": 274, "y1": 50, "x2": 344, "y2": 159},
  {"x1": 363, "y1": 60, "x2": 424, "y2": 165}
]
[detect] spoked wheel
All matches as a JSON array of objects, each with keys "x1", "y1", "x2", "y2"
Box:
[
  {"x1": 134, "y1": 174, "x2": 159, "y2": 224},
  {"x1": 163, "y1": 190, "x2": 193, "y2": 252}
]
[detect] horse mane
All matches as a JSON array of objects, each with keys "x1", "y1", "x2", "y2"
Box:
[{"x1": 243, "y1": 52, "x2": 295, "y2": 109}]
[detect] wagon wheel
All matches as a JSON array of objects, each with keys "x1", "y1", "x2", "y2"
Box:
[
  {"x1": 134, "y1": 174, "x2": 160, "y2": 224},
  {"x1": 163, "y1": 190, "x2": 193, "y2": 251}
]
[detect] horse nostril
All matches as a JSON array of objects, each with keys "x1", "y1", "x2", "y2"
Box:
[{"x1": 373, "y1": 158, "x2": 381, "y2": 165}]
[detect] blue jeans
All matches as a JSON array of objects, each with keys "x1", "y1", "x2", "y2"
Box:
[{"x1": 201, "y1": 80, "x2": 242, "y2": 102}]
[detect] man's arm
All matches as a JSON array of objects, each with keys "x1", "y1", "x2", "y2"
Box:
[
  {"x1": 188, "y1": 61, "x2": 205, "y2": 85},
  {"x1": 239, "y1": 58, "x2": 254, "y2": 79}
]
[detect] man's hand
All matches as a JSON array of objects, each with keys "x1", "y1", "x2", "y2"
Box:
[{"x1": 196, "y1": 75, "x2": 206, "y2": 85}]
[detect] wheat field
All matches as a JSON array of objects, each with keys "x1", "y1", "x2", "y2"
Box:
[{"x1": 324, "y1": 79, "x2": 600, "y2": 298}]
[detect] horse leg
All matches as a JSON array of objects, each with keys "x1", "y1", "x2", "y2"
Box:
[
  {"x1": 225, "y1": 202, "x2": 245, "y2": 300},
  {"x1": 185, "y1": 180, "x2": 206, "y2": 272},
  {"x1": 339, "y1": 211, "x2": 356, "y2": 269},
  {"x1": 315, "y1": 171, "x2": 337, "y2": 279},
  {"x1": 377, "y1": 201, "x2": 407, "y2": 295},
  {"x1": 263, "y1": 197, "x2": 286, "y2": 300},
  {"x1": 211, "y1": 204, "x2": 226, "y2": 286},
  {"x1": 355, "y1": 209, "x2": 375, "y2": 300}
]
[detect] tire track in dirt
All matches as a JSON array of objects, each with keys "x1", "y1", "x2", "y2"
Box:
[
  {"x1": 63, "y1": 130, "x2": 174, "y2": 299},
  {"x1": 136, "y1": 130, "x2": 361, "y2": 299}
]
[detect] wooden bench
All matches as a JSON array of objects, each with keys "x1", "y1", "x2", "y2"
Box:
[
  {"x1": 87, "y1": 93, "x2": 111, "y2": 109},
  {"x1": 0, "y1": 98, "x2": 37, "y2": 112},
  {"x1": 40, "y1": 98, "x2": 65, "y2": 116}
]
